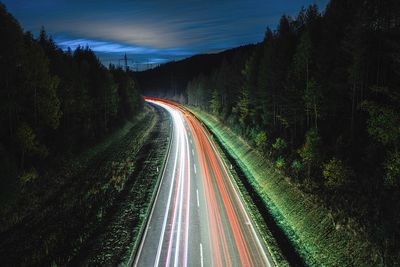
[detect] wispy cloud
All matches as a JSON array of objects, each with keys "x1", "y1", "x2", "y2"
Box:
[{"x1": 4, "y1": 0, "x2": 329, "y2": 65}]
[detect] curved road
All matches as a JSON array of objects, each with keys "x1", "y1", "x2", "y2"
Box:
[{"x1": 131, "y1": 98, "x2": 274, "y2": 267}]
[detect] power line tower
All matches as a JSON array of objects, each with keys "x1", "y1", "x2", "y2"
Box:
[
  {"x1": 124, "y1": 53, "x2": 128, "y2": 71},
  {"x1": 118, "y1": 53, "x2": 129, "y2": 71}
]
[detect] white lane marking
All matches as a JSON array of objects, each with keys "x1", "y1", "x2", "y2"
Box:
[
  {"x1": 192, "y1": 149, "x2": 194, "y2": 156},
  {"x1": 200, "y1": 243, "x2": 204, "y2": 267},
  {"x1": 196, "y1": 189, "x2": 200, "y2": 207},
  {"x1": 193, "y1": 163, "x2": 197, "y2": 174}
]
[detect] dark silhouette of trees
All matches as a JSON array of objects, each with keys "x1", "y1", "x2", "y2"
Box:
[
  {"x1": 139, "y1": 0, "x2": 400, "y2": 263},
  {"x1": 0, "y1": 4, "x2": 142, "y2": 193}
]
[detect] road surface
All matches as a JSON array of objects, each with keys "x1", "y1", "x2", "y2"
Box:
[{"x1": 132, "y1": 98, "x2": 274, "y2": 267}]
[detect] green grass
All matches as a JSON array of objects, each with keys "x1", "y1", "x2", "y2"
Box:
[
  {"x1": 0, "y1": 105, "x2": 171, "y2": 267},
  {"x1": 190, "y1": 107, "x2": 382, "y2": 267}
]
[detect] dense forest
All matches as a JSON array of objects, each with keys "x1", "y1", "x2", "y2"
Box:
[
  {"x1": 0, "y1": 3, "x2": 142, "y2": 202},
  {"x1": 137, "y1": 44, "x2": 254, "y2": 100},
  {"x1": 141, "y1": 0, "x2": 400, "y2": 263}
]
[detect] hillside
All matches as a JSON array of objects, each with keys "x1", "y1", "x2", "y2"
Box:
[{"x1": 136, "y1": 44, "x2": 256, "y2": 99}]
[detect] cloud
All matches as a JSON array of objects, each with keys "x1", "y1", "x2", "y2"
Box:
[{"x1": 3, "y1": 0, "x2": 329, "y2": 65}]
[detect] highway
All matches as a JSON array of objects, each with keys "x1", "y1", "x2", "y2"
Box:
[{"x1": 132, "y1": 98, "x2": 274, "y2": 267}]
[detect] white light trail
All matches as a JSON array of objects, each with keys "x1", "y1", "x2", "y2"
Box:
[
  {"x1": 148, "y1": 100, "x2": 191, "y2": 267},
  {"x1": 150, "y1": 102, "x2": 180, "y2": 267},
  {"x1": 200, "y1": 243, "x2": 204, "y2": 267},
  {"x1": 196, "y1": 189, "x2": 200, "y2": 207}
]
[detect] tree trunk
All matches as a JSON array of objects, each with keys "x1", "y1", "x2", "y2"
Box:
[
  {"x1": 293, "y1": 114, "x2": 297, "y2": 149},
  {"x1": 21, "y1": 150, "x2": 25, "y2": 170},
  {"x1": 8, "y1": 90, "x2": 13, "y2": 137},
  {"x1": 314, "y1": 101, "x2": 318, "y2": 130},
  {"x1": 350, "y1": 82, "x2": 356, "y2": 139},
  {"x1": 104, "y1": 91, "x2": 107, "y2": 131},
  {"x1": 306, "y1": 60, "x2": 310, "y2": 129},
  {"x1": 34, "y1": 87, "x2": 37, "y2": 126}
]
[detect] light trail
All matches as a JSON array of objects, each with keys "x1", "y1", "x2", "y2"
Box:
[
  {"x1": 133, "y1": 98, "x2": 274, "y2": 267},
  {"x1": 196, "y1": 189, "x2": 200, "y2": 207},
  {"x1": 200, "y1": 243, "x2": 204, "y2": 267},
  {"x1": 149, "y1": 102, "x2": 180, "y2": 267}
]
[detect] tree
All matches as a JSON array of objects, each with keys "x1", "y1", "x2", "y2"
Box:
[
  {"x1": 361, "y1": 89, "x2": 400, "y2": 147},
  {"x1": 362, "y1": 86, "x2": 400, "y2": 187},
  {"x1": 16, "y1": 122, "x2": 47, "y2": 169},
  {"x1": 234, "y1": 85, "x2": 251, "y2": 130},
  {"x1": 0, "y1": 3, "x2": 25, "y2": 137},
  {"x1": 292, "y1": 31, "x2": 314, "y2": 128},
  {"x1": 234, "y1": 55, "x2": 258, "y2": 130},
  {"x1": 298, "y1": 128, "x2": 320, "y2": 179},
  {"x1": 209, "y1": 89, "x2": 221, "y2": 115},
  {"x1": 303, "y1": 78, "x2": 321, "y2": 129},
  {"x1": 37, "y1": 75, "x2": 62, "y2": 129}
]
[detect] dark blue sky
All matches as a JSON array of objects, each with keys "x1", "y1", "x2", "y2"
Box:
[{"x1": 3, "y1": 0, "x2": 328, "y2": 69}]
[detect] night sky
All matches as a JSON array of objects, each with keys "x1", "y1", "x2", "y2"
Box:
[{"x1": 2, "y1": 0, "x2": 328, "y2": 69}]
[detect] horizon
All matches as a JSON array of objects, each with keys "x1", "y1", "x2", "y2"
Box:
[{"x1": 2, "y1": 0, "x2": 328, "y2": 70}]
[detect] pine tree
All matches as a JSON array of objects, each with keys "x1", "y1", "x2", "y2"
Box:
[{"x1": 210, "y1": 89, "x2": 221, "y2": 115}]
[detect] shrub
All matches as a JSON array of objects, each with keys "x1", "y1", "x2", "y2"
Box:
[
  {"x1": 254, "y1": 131, "x2": 267, "y2": 153},
  {"x1": 272, "y1": 137, "x2": 287, "y2": 151},
  {"x1": 16, "y1": 122, "x2": 48, "y2": 160},
  {"x1": 323, "y1": 158, "x2": 352, "y2": 190},
  {"x1": 291, "y1": 159, "x2": 302, "y2": 176},
  {"x1": 275, "y1": 156, "x2": 286, "y2": 170},
  {"x1": 19, "y1": 168, "x2": 39, "y2": 184},
  {"x1": 384, "y1": 152, "x2": 400, "y2": 187}
]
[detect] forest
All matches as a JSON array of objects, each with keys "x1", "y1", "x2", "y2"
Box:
[
  {"x1": 1, "y1": 0, "x2": 400, "y2": 264},
  {"x1": 141, "y1": 0, "x2": 400, "y2": 263},
  {"x1": 0, "y1": 3, "x2": 142, "y2": 208}
]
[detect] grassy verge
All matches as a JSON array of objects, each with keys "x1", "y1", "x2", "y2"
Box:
[
  {"x1": 0, "y1": 105, "x2": 171, "y2": 267},
  {"x1": 74, "y1": 104, "x2": 172, "y2": 266},
  {"x1": 190, "y1": 107, "x2": 380, "y2": 267}
]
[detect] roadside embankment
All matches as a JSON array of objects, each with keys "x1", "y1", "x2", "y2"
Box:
[
  {"x1": 0, "y1": 104, "x2": 171, "y2": 267},
  {"x1": 190, "y1": 108, "x2": 380, "y2": 267}
]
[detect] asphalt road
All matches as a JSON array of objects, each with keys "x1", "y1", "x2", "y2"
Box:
[{"x1": 132, "y1": 98, "x2": 274, "y2": 267}]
